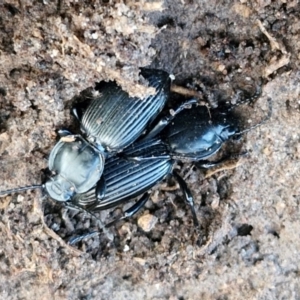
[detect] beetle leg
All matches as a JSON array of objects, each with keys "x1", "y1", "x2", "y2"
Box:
[
  {"x1": 196, "y1": 159, "x2": 228, "y2": 169},
  {"x1": 96, "y1": 176, "x2": 106, "y2": 200},
  {"x1": 68, "y1": 231, "x2": 99, "y2": 245},
  {"x1": 195, "y1": 152, "x2": 248, "y2": 170},
  {"x1": 118, "y1": 152, "x2": 170, "y2": 162},
  {"x1": 68, "y1": 193, "x2": 150, "y2": 245},
  {"x1": 144, "y1": 98, "x2": 198, "y2": 140},
  {"x1": 228, "y1": 82, "x2": 262, "y2": 110},
  {"x1": 64, "y1": 201, "x2": 113, "y2": 236},
  {"x1": 105, "y1": 193, "x2": 150, "y2": 228},
  {"x1": 172, "y1": 170, "x2": 200, "y2": 228},
  {"x1": 57, "y1": 129, "x2": 73, "y2": 137},
  {"x1": 196, "y1": 152, "x2": 248, "y2": 170},
  {"x1": 64, "y1": 201, "x2": 104, "y2": 224},
  {"x1": 71, "y1": 106, "x2": 83, "y2": 123},
  {"x1": 203, "y1": 153, "x2": 248, "y2": 178}
]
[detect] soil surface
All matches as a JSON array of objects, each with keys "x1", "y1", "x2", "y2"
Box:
[{"x1": 1, "y1": 0, "x2": 300, "y2": 299}]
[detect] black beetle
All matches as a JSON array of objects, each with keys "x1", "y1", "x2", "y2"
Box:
[
  {"x1": 70, "y1": 97, "x2": 272, "y2": 232},
  {"x1": 0, "y1": 69, "x2": 172, "y2": 201}
]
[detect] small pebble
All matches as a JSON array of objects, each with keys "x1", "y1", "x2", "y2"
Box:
[{"x1": 138, "y1": 214, "x2": 158, "y2": 232}]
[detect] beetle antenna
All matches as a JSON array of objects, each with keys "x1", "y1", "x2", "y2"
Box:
[
  {"x1": 227, "y1": 83, "x2": 262, "y2": 111},
  {"x1": 234, "y1": 97, "x2": 272, "y2": 136},
  {"x1": 0, "y1": 184, "x2": 43, "y2": 197}
]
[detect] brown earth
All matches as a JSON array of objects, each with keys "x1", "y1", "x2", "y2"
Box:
[{"x1": 0, "y1": 0, "x2": 300, "y2": 299}]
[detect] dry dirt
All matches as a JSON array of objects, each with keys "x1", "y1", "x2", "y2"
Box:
[{"x1": 1, "y1": 0, "x2": 300, "y2": 299}]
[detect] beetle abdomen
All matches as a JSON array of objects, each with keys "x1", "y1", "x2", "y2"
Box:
[{"x1": 81, "y1": 69, "x2": 171, "y2": 152}]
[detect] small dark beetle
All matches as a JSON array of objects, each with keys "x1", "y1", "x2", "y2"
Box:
[
  {"x1": 71, "y1": 97, "x2": 272, "y2": 230},
  {"x1": 0, "y1": 69, "x2": 172, "y2": 201}
]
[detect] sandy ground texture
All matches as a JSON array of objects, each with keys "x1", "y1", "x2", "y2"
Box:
[{"x1": 0, "y1": 0, "x2": 300, "y2": 299}]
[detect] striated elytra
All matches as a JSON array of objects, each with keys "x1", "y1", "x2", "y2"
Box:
[{"x1": 73, "y1": 68, "x2": 171, "y2": 152}]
